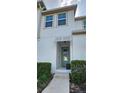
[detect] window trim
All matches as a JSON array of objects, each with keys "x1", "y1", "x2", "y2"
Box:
[
  {"x1": 45, "y1": 15, "x2": 53, "y2": 28},
  {"x1": 57, "y1": 12, "x2": 67, "y2": 26},
  {"x1": 82, "y1": 19, "x2": 86, "y2": 30}
]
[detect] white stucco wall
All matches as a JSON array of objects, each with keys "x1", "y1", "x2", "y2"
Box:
[
  {"x1": 37, "y1": 37, "x2": 57, "y2": 72},
  {"x1": 37, "y1": 9, "x2": 41, "y2": 39},
  {"x1": 72, "y1": 34, "x2": 86, "y2": 60},
  {"x1": 37, "y1": 9, "x2": 41, "y2": 31}
]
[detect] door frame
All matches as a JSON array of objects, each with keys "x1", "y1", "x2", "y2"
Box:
[{"x1": 56, "y1": 41, "x2": 70, "y2": 69}]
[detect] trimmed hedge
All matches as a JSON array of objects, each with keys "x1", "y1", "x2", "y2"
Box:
[
  {"x1": 37, "y1": 63, "x2": 51, "y2": 80},
  {"x1": 37, "y1": 62, "x2": 52, "y2": 93},
  {"x1": 71, "y1": 60, "x2": 86, "y2": 85}
]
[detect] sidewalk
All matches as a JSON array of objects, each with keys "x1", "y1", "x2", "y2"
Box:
[{"x1": 42, "y1": 73, "x2": 69, "y2": 93}]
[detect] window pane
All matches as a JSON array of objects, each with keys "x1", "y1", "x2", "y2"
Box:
[
  {"x1": 83, "y1": 19, "x2": 86, "y2": 29},
  {"x1": 83, "y1": 19, "x2": 86, "y2": 25},
  {"x1": 58, "y1": 13, "x2": 66, "y2": 19},
  {"x1": 46, "y1": 16, "x2": 53, "y2": 21},
  {"x1": 58, "y1": 19, "x2": 66, "y2": 25},
  {"x1": 45, "y1": 21, "x2": 52, "y2": 27},
  {"x1": 64, "y1": 56, "x2": 68, "y2": 61},
  {"x1": 84, "y1": 25, "x2": 86, "y2": 29}
]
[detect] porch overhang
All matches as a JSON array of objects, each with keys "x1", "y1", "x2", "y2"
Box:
[
  {"x1": 72, "y1": 31, "x2": 86, "y2": 35},
  {"x1": 55, "y1": 36, "x2": 72, "y2": 42}
]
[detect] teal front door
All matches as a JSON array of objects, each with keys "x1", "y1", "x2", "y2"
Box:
[{"x1": 61, "y1": 47, "x2": 70, "y2": 67}]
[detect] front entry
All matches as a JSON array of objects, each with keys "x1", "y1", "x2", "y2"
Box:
[
  {"x1": 61, "y1": 47, "x2": 70, "y2": 67},
  {"x1": 56, "y1": 41, "x2": 70, "y2": 69}
]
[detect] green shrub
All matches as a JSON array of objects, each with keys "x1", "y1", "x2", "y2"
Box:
[
  {"x1": 71, "y1": 60, "x2": 86, "y2": 85},
  {"x1": 37, "y1": 62, "x2": 51, "y2": 80},
  {"x1": 37, "y1": 62, "x2": 52, "y2": 90}
]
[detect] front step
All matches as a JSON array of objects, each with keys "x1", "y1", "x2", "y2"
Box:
[
  {"x1": 54, "y1": 73, "x2": 69, "y2": 79},
  {"x1": 55, "y1": 69, "x2": 71, "y2": 74}
]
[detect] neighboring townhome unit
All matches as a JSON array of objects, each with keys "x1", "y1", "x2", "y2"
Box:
[
  {"x1": 37, "y1": 0, "x2": 46, "y2": 39},
  {"x1": 37, "y1": 4, "x2": 86, "y2": 73}
]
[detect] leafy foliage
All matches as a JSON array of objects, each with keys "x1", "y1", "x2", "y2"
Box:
[
  {"x1": 37, "y1": 62, "x2": 52, "y2": 93},
  {"x1": 71, "y1": 60, "x2": 86, "y2": 85}
]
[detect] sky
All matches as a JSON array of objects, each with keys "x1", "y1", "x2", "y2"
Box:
[{"x1": 42, "y1": 0, "x2": 86, "y2": 17}]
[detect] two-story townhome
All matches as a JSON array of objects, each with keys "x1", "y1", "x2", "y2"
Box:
[{"x1": 37, "y1": 4, "x2": 86, "y2": 73}]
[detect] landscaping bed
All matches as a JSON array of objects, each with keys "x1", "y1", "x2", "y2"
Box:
[
  {"x1": 37, "y1": 62, "x2": 53, "y2": 93},
  {"x1": 70, "y1": 60, "x2": 86, "y2": 93},
  {"x1": 70, "y1": 82, "x2": 86, "y2": 93}
]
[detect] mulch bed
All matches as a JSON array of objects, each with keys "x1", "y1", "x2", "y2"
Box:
[{"x1": 70, "y1": 82, "x2": 86, "y2": 93}]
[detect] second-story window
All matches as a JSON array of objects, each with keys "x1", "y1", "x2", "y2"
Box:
[
  {"x1": 58, "y1": 13, "x2": 66, "y2": 26},
  {"x1": 83, "y1": 19, "x2": 86, "y2": 30},
  {"x1": 45, "y1": 15, "x2": 53, "y2": 27}
]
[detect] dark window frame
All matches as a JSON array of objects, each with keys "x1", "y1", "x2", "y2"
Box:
[
  {"x1": 58, "y1": 13, "x2": 66, "y2": 26},
  {"x1": 45, "y1": 15, "x2": 53, "y2": 27}
]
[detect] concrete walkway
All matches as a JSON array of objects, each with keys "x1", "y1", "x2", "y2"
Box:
[{"x1": 42, "y1": 73, "x2": 69, "y2": 93}]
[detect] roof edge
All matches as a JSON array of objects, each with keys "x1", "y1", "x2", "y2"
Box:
[
  {"x1": 75, "y1": 16, "x2": 86, "y2": 21},
  {"x1": 42, "y1": 4, "x2": 77, "y2": 15},
  {"x1": 37, "y1": 0, "x2": 46, "y2": 10},
  {"x1": 72, "y1": 31, "x2": 86, "y2": 35}
]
